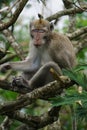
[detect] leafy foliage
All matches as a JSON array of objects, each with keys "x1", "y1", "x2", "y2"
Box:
[
  {"x1": 50, "y1": 63, "x2": 87, "y2": 121},
  {"x1": 49, "y1": 88, "x2": 87, "y2": 106},
  {"x1": 62, "y1": 72, "x2": 86, "y2": 89}
]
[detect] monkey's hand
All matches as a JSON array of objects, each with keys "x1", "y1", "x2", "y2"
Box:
[
  {"x1": 0, "y1": 63, "x2": 11, "y2": 73},
  {"x1": 12, "y1": 76, "x2": 30, "y2": 89}
]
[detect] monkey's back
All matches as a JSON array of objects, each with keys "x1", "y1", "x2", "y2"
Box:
[{"x1": 49, "y1": 32, "x2": 76, "y2": 69}]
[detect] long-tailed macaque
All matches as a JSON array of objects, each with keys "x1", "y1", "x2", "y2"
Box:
[{"x1": 0, "y1": 15, "x2": 76, "y2": 91}]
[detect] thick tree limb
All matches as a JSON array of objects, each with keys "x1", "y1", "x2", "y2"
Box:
[
  {"x1": 67, "y1": 26, "x2": 87, "y2": 39},
  {"x1": 46, "y1": 6, "x2": 87, "y2": 22},
  {"x1": 5, "y1": 106, "x2": 61, "y2": 129},
  {"x1": 0, "y1": 78, "x2": 74, "y2": 115},
  {"x1": 0, "y1": 0, "x2": 28, "y2": 31}
]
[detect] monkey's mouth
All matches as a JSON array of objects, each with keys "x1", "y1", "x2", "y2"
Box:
[
  {"x1": 34, "y1": 44, "x2": 41, "y2": 48},
  {"x1": 34, "y1": 41, "x2": 41, "y2": 47}
]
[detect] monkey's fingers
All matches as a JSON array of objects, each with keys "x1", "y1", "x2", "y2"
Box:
[
  {"x1": 11, "y1": 76, "x2": 30, "y2": 88},
  {"x1": 0, "y1": 63, "x2": 11, "y2": 73}
]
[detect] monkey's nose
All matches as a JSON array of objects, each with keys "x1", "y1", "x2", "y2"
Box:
[{"x1": 34, "y1": 40, "x2": 41, "y2": 47}]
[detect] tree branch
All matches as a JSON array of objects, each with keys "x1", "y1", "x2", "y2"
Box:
[
  {"x1": 2, "y1": 29, "x2": 24, "y2": 60},
  {"x1": 0, "y1": 78, "x2": 74, "y2": 115},
  {"x1": 0, "y1": 78, "x2": 72, "y2": 128},
  {"x1": 0, "y1": 80, "x2": 29, "y2": 94},
  {"x1": 0, "y1": 116, "x2": 12, "y2": 130},
  {"x1": 62, "y1": 0, "x2": 76, "y2": 33},
  {"x1": 74, "y1": 34, "x2": 87, "y2": 54},
  {"x1": 46, "y1": 6, "x2": 87, "y2": 22},
  {"x1": 5, "y1": 106, "x2": 61, "y2": 129},
  {"x1": 0, "y1": 0, "x2": 28, "y2": 31},
  {"x1": 15, "y1": 124, "x2": 33, "y2": 130},
  {"x1": 67, "y1": 26, "x2": 87, "y2": 39}
]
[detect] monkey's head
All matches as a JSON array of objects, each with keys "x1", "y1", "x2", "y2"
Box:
[{"x1": 30, "y1": 17, "x2": 54, "y2": 47}]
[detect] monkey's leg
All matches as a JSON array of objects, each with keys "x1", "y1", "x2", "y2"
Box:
[
  {"x1": 29, "y1": 61, "x2": 62, "y2": 89},
  {"x1": 12, "y1": 62, "x2": 62, "y2": 91}
]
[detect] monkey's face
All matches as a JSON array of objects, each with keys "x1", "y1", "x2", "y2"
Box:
[
  {"x1": 31, "y1": 28, "x2": 49, "y2": 47},
  {"x1": 30, "y1": 19, "x2": 53, "y2": 47}
]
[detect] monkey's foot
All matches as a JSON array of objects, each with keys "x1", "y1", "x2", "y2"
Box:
[{"x1": 12, "y1": 76, "x2": 29, "y2": 88}]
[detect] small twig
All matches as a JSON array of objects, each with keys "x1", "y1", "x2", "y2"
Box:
[
  {"x1": 73, "y1": 1, "x2": 87, "y2": 12},
  {"x1": 15, "y1": 124, "x2": 33, "y2": 130},
  {"x1": 10, "y1": 0, "x2": 20, "y2": 11},
  {"x1": 0, "y1": 7, "x2": 9, "y2": 13},
  {"x1": 0, "y1": 116, "x2": 12, "y2": 130}
]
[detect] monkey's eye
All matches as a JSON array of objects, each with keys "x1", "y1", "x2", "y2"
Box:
[
  {"x1": 31, "y1": 34, "x2": 34, "y2": 38},
  {"x1": 32, "y1": 29, "x2": 46, "y2": 33},
  {"x1": 43, "y1": 36, "x2": 47, "y2": 40}
]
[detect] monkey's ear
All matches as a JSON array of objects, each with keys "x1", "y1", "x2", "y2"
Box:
[
  {"x1": 38, "y1": 14, "x2": 43, "y2": 19},
  {"x1": 38, "y1": 14, "x2": 43, "y2": 23},
  {"x1": 50, "y1": 23, "x2": 54, "y2": 31}
]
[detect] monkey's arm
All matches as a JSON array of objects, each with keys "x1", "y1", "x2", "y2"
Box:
[{"x1": 0, "y1": 56, "x2": 41, "y2": 72}]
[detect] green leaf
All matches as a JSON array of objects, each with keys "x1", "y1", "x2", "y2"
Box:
[
  {"x1": 73, "y1": 63, "x2": 87, "y2": 72},
  {"x1": 62, "y1": 69, "x2": 87, "y2": 88},
  {"x1": 49, "y1": 90, "x2": 87, "y2": 107}
]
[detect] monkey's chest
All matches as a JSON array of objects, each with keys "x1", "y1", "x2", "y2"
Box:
[{"x1": 41, "y1": 52, "x2": 52, "y2": 65}]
